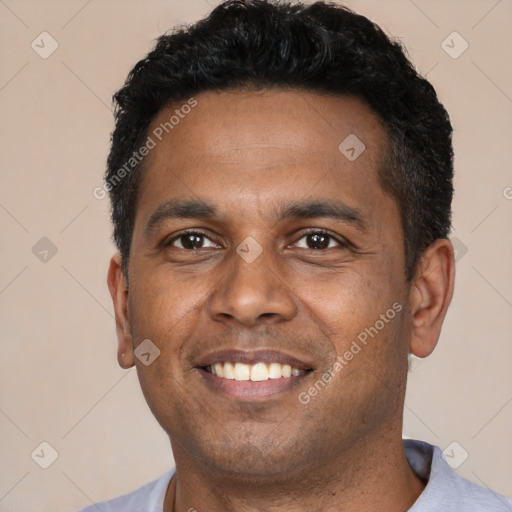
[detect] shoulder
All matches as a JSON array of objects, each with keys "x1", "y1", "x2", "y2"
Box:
[
  {"x1": 75, "y1": 469, "x2": 175, "y2": 512},
  {"x1": 405, "y1": 439, "x2": 512, "y2": 512}
]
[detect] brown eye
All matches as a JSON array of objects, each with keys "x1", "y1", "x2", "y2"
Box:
[
  {"x1": 168, "y1": 231, "x2": 219, "y2": 250},
  {"x1": 295, "y1": 230, "x2": 345, "y2": 250}
]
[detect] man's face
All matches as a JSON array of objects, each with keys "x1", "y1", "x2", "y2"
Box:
[{"x1": 123, "y1": 89, "x2": 412, "y2": 479}]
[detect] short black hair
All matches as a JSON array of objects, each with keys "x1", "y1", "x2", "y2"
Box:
[{"x1": 106, "y1": 0, "x2": 453, "y2": 283}]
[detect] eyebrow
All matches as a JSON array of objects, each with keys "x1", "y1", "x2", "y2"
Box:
[
  {"x1": 145, "y1": 199, "x2": 217, "y2": 235},
  {"x1": 144, "y1": 198, "x2": 369, "y2": 236},
  {"x1": 278, "y1": 199, "x2": 369, "y2": 234}
]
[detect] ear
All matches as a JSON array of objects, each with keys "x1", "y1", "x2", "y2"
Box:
[
  {"x1": 107, "y1": 253, "x2": 135, "y2": 369},
  {"x1": 409, "y1": 238, "x2": 455, "y2": 358}
]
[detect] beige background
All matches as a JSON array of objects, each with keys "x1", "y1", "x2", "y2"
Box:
[{"x1": 0, "y1": 0, "x2": 511, "y2": 510}]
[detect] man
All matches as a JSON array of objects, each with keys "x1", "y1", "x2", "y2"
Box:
[{"x1": 80, "y1": 1, "x2": 512, "y2": 510}]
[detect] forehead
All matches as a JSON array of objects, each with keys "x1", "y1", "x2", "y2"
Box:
[
  {"x1": 134, "y1": 88, "x2": 397, "y2": 235},
  {"x1": 148, "y1": 88, "x2": 385, "y2": 163}
]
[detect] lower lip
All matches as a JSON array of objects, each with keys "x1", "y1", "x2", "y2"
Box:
[{"x1": 197, "y1": 368, "x2": 311, "y2": 400}]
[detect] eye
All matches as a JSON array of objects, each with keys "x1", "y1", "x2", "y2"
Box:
[
  {"x1": 167, "y1": 231, "x2": 220, "y2": 250},
  {"x1": 294, "y1": 230, "x2": 346, "y2": 250}
]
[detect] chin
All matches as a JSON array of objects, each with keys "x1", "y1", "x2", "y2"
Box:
[{"x1": 192, "y1": 435, "x2": 310, "y2": 482}]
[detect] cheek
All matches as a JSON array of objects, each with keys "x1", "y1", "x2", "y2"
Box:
[
  {"x1": 127, "y1": 272, "x2": 199, "y2": 431},
  {"x1": 294, "y1": 269, "x2": 389, "y2": 336},
  {"x1": 126, "y1": 270, "x2": 205, "y2": 406},
  {"x1": 127, "y1": 267, "x2": 209, "y2": 341},
  {"x1": 295, "y1": 264, "x2": 407, "y2": 381}
]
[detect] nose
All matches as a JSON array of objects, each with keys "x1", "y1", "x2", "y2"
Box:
[{"x1": 208, "y1": 246, "x2": 297, "y2": 327}]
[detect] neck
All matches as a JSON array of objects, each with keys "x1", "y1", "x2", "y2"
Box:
[{"x1": 164, "y1": 431, "x2": 425, "y2": 512}]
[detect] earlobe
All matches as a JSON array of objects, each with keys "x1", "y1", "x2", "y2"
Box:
[
  {"x1": 118, "y1": 349, "x2": 134, "y2": 370},
  {"x1": 107, "y1": 253, "x2": 135, "y2": 369},
  {"x1": 409, "y1": 238, "x2": 455, "y2": 358}
]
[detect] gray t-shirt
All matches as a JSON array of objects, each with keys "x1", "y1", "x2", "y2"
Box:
[{"x1": 78, "y1": 439, "x2": 512, "y2": 511}]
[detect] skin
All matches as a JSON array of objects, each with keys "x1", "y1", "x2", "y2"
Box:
[{"x1": 107, "y1": 89, "x2": 455, "y2": 512}]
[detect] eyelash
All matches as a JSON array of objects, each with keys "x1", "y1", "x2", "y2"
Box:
[{"x1": 164, "y1": 228, "x2": 349, "y2": 250}]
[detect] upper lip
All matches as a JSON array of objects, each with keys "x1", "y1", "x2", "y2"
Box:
[{"x1": 194, "y1": 349, "x2": 314, "y2": 371}]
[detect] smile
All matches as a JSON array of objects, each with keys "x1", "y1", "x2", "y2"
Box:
[
  {"x1": 195, "y1": 349, "x2": 315, "y2": 399},
  {"x1": 205, "y1": 361, "x2": 305, "y2": 381}
]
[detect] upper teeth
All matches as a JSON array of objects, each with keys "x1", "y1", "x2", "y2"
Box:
[{"x1": 209, "y1": 362, "x2": 302, "y2": 381}]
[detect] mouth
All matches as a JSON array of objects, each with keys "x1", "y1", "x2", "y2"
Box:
[
  {"x1": 204, "y1": 361, "x2": 308, "y2": 380},
  {"x1": 195, "y1": 351, "x2": 315, "y2": 400}
]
